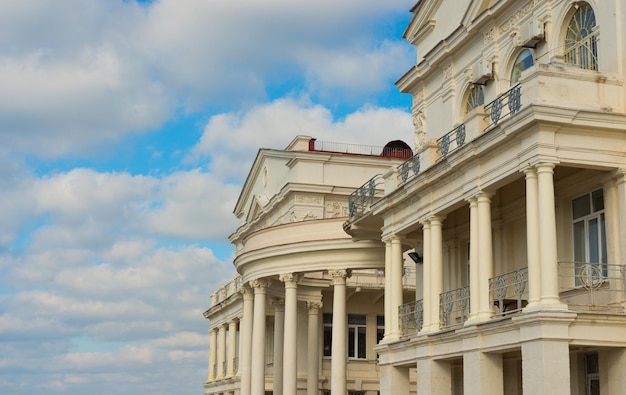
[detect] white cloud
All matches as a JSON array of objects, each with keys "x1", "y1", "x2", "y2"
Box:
[
  {"x1": 191, "y1": 97, "x2": 413, "y2": 180},
  {"x1": 0, "y1": 0, "x2": 411, "y2": 157}
]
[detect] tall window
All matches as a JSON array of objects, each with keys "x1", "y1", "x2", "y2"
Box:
[
  {"x1": 376, "y1": 315, "x2": 384, "y2": 344},
  {"x1": 564, "y1": 3, "x2": 598, "y2": 70},
  {"x1": 323, "y1": 313, "x2": 332, "y2": 357},
  {"x1": 464, "y1": 85, "x2": 484, "y2": 115},
  {"x1": 510, "y1": 49, "x2": 534, "y2": 85},
  {"x1": 584, "y1": 352, "x2": 600, "y2": 395},
  {"x1": 572, "y1": 189, "x2": 607, "y2": 283},
  {"x1": 348, "y1": 314, "x2": 367, "y2": 359}
]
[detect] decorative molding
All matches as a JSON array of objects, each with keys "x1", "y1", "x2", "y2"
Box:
[
  {"x1": 279, "y1": 273, "x2": 302, "y2": 285},
  {"x1": 325, "y1": 201, "x2": 348, "y2": 218},
  {"x1": 484, "y1": 27, "x2": 495, "y2": 45},
  {"x1": 328, "y1": 269, "x2": 352, "y2": 285},
  {"x1": 295, "y1": 196, "x2": 323, "y2": 205},
  {"x1": 306, "y1": 301, "x2": 323, "y2": 312},
  {"x1": 240, "y1": 283, "x2": 254, "y2": 299},
  {"x1": 499, "y1": 0, "x2": 539, "y2": 34},
  {"x1": 443, "y1": 64, "x2": 453, "y2": 80},
  {"x1": 413, "y1": 110, "x2": 427, "y2": 154},
  {"x1": 249, "y1": 278, "x2": 272, "y2": 290}
]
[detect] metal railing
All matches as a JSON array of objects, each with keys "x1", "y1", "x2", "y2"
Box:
[
  {"x1": 484, "y1": 83, "x2": 522, "y2": 129},
  {"x1": 439, "y1": 286, "x2": 470, "y2": 329},
  {"x1": 559, "y1": 262, "x2": 625, "y2": 312},
  {"x1": 397, "y1": 153, "x2": 421, "y2": 187},
  {"x1": 564, "y1": 29, "x2": 599, "y2": 71},
  {"x1": 437, "y1": 124, "x2": 466, "y2": 159},
  {"x1": 399, "y1": 299, "x2": 423, "y2": 336},
  {"x1": 312, "y1": 140, "x2": 413, "y2": 158},
  {"x1": 489, "y1": 267, "x2": 528, "y2": 316},
  {"x1": 347, "y1": 174, "x2": 384, "y2": 220}
]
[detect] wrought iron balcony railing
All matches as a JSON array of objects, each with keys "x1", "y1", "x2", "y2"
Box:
[
  {"x1": 397, "y1": 153, "x2": 421, "y2": 187},
  {"x1": 484, "y1": 83, "x2": 522, "y2": 130},
  {"x1": 559, "y1": 262, "x2": 625, "y2": 312},
  {"x1": 399, "y1": 299, "x2": 423, "y2": 336},
  {"x1": 439, "y1": 286, "x2": 470, "y2": 329},
  {"x1": 489, "y1": 267, "x2": 528, "y2": 317},
  {"x1": 347, "y1": 174, "x2": 385, "y2": 220},
  {"x1": 437, "y1": 123, "x2": 466, "y2": 159}
]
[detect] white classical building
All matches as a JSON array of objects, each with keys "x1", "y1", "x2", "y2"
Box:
[
  {"x1": 205, "y1": 0, "x2": 626, "y2": 394},
  {"x1": 203, "y1": 136, "x2": 415, "y2": 395}
]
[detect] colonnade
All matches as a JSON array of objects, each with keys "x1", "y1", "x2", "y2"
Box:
[{"x1": 207, "y1": 270, "x2": 351, "y2": 395}]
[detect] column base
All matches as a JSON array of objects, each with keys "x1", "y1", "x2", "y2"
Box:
[{"x1": 538, "y1": 298, "x2": 568, "y2": 311}]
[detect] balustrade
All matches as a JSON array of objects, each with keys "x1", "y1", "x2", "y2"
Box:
[
  {"x1": 399, "y1": 299, "x2": 423, "y2": 336},
  {"x1": 489, "y1": 267, "x2": 528, "y2": 316},
  {"x1": 439, "y1": 286, "x2": 469, "y2": 329},
  {"x1": 558, "y1": 262, "x2": 625, "y2": 312}
]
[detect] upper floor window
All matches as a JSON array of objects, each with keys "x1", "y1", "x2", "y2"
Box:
[
  {"x1": 323, "y1": 313, "x2": 332, "y2": 357},
  {"x1": 464, "y1": 85, "x2": 484, "y2": 115},
  {"x1": 572, "y1": 189, "x2": 606, "y2": 284},
  {"x1": 564, "y1": 3, "x2": 598, "y2": 71},
  {"x1": 510, "y1": 49, "x2": 534, "y2": 85}
]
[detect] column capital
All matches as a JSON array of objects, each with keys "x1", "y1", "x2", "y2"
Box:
[
  {"x1": 428, "y1": 214, "x2": 446, "y2": 226},
  {"x1": 306, "y1": 301, "x2": 323, "y2": 313},
  {"x1": 466, "y1": 196, "x2": 478, "y2": 206},
  {"x1": 250, "y1": 278, "x2": 272, "y2": 292},
  {"x1": 210, "y1": 326, "x2": 219, "y2": 334},
  {"x1": 522, "y1": 166, "x2": 538, "y2": 177},
  {"x1": 279, "y1": 273, "x2": 302, "y2": 287},
  {"x1": 329, "y1": 269, "x2": 351, "y2": 285},
  {"x1": 535, "y1": 161, "x2": 557, "y2": 173},
  {"x1": 475, "y1": 191, "x2": 494, "y2": 201},
  {"x1": 240, "y1": 283, "x2": 254, "y2": 300}
]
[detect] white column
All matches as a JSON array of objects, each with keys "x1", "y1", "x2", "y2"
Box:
[
  {"x1": 280, "y1": 273, "x2": 301, "y2": 395},
  {"x1": 306, "y1": 301, "x2": 322, "y2": 395},
  {"x1": 272, "y1": 299, "x2": 285, "y2": 395},
  {"x1": 239, "y1": 285, "x2": 254, "y2": 395},
  {"x1": 465, "y1": 197, "x2": 479, "y2": 325},
  {"x1": 208, "y1": 327, "x2": 218, "y2": 381},
  {"x1": 383, "y1": 239, "x2": 392, "y2": 341},
  {"x1": 419, "y1": 221, "x2": 432, "y2": 333},
  {"x1": 429, "y1": 216, "x2": 444, "y2": 331},
  {"x1": 536, "y1": 163, "x2": 567, "y2": 308},
  {"x1": 329, "y1": 269, "x2": 349, "y2": 395},
  {"x1": 476, "y1": 192, "x2": 494, "y2": 321},
  {"x1": 251, "y1": 278, "x2": 271, "y2": 395},
  {"x1": 227, "y1": 319, "x2": 238, "y2": 377},
  {"x1": 390, "y1": 236, "x2": 404, "y2": 340},
  {"x1": 217, "y1": 323, "x2": 227, "y2": 379},
  {"x1": 524, "y1": 167, "x2": 541, "y2": 309}
]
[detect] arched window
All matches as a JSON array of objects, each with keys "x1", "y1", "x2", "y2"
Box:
[
  {"x1": 464, "y1": 85, "x2": 484, "y2": 115},
  {"x1": 564, "y1": 3, "x2": 598, "y2": 70},
  {"x1": 510, "y1": 49, "x2": 534, "y2": 85}
]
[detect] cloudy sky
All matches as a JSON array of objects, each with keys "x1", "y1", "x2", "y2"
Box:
[{"x1": 0, "y1": 1, "x2": 415, "y2": 394}]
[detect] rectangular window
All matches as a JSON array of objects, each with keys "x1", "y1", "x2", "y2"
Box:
[
  {"x1": 376, "y1": 315, "x2": 384, "y2": 344},
  {"x1": 572, "y1": 189, "x2": 607, "y2": 284},
  {"x1": 323, "y1": 313, "x2": 332, "y2": 357},
  {"x1": 585, "y1": 352, "x2": 600, "y2": 395},
  {"x1": 348, "y1": 314, "x2": 367, "y2": 359}
]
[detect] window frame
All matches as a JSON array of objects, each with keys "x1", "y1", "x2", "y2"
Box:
[
  {"x1": 571, "y1": 188, "x2": 607, "y2": 285},
  {"x1": 347, "y1": 314, "x2": 367, "y2": 360}
]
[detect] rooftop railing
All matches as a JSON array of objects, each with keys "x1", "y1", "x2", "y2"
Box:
[
  {"x1": 559, "y1": 262, "x2": 625, "y2": 312},
  {"x1": 311, "y1": 140, "x2": 413, "y2": 159}
]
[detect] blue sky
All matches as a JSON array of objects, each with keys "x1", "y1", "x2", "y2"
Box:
[{"x1": 0, "y1": 1, "x2": 415, "y2": 394}]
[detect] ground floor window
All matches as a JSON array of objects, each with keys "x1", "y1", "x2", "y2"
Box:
[
  {"x1": 585, "y1": 352, "x2": 600, "y2": 395},
  {"x1": 348, "y1": 314, "x2": 367, "y2": 359}
]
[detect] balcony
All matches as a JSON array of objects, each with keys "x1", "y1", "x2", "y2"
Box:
[
  {"x1": 347, "y1": 174, "x2": 385, "y2": 222},
  {"x1": 558, "y1": 262, "x2": 626, "y2": 312},
  {"x1": 489, "y1": 267, "x2": 528, "y2": 316},
  {"x1": 399, "y1": 299, "x2": 423, "y2": 336},
  {"x1": 439, "y1": 286, "x2": 470, "y2": 329}
]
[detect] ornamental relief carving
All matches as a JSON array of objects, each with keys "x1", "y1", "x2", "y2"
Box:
[
  {"x1": 325, "y1": 201, "x2": 348, "y2": 218},
  {"x1": 413, "y1": 111, "x2": 427, "y2": 153},
  {"x1": 499, "y1": 0, "x2": 540, "y2": 34},
  {"x1": 295, "y1": 195, "x2": 323, "y2": 205},
  {"x1": 484, "y1": 27, "x2": 495, "y2": 45}
]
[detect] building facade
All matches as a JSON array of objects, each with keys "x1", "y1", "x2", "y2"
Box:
[
  {"x1": 346, "y1": 1, "x2": 626, "y2": 394},
  {"x1": 203, "y1": 136, "x2": 416, "y2": 395},
  {"x1": 205, "y1": 1, "x2": 626, "y2": 394}
]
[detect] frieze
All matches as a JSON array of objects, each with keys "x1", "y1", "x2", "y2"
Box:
[
  {"x1": 295, "y1": 195, "x2": 323, "y2": 205},
  {"x1": 499, "y1": 0, "x2": 539, "y2": 34},
  {"x1": 484, "y1": 27, "x2": 495, "y2": 45},
  {"x1": 325, "y1": 201, "x2": 348, "y2": 218}
]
